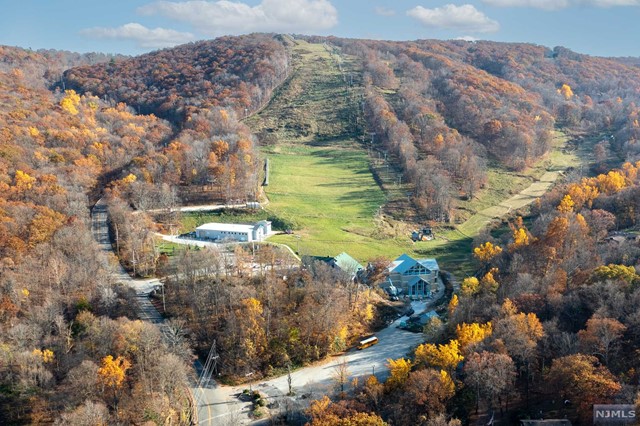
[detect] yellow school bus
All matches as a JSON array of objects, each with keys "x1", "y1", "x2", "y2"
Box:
[{"x1": 357, "y1": 336, "x2": 379, "y2": 350}]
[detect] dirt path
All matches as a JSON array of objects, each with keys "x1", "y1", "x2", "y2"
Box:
[{"x1": 457, "y1": 171, "x2": 559, "y2": 237}]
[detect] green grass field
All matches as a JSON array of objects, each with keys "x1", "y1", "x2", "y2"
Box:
[
  {"x1": 266, "y1": 141, "x2": 387, "y2": 259},
  {"x1": 241, "y1": 41, "x2": 593, "y2": 279},
  {"x1": 455, "y1": 131, "x2": 582, "y2": 238},
  {"x1": 243, "y1": 39, "x2": 476, "y2": 275}
]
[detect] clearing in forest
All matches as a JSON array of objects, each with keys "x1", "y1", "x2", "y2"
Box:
[
  {"x1": 245, "y1": 40, "x2": 423, "y2": 262},
  {"x1": 242, "y1": 40, "x2": 592, "y2": 277}
]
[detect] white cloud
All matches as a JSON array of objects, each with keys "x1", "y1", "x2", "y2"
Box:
[
  {"x1": 81, "y1": 23, "x2": 196, "y2": 48},
  {"x1": 374, "y1": 6, "x2": 396, "y2": 16},
  {"x1": 483, "y1": 0, "x2": 569, "y2": 9},
  {"x1": 455, "y1": 35, "x2": 478, "y2": 42},
  {"x1": 483, "y1": 0, "x2": 640, "y2": 9},
  {"x1": 407, "y1": 4, "x2": 499, "y2": 33},
  {"x1": 138, "y1": 0, "x2": 338, "y2": 35}
]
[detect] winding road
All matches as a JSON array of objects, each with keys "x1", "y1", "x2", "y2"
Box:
[{"x1": 92, "y1": 199, "x2": 437, "y2": 424}]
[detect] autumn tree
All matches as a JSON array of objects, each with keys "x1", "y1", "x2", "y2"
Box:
[
  {"x1": 97, "y1": 355, "x2": 131, "y2": 410},
  {"x1": 358, "y1": 375, "x2": 384, "y2": 411},
  {"x1": 546, "y1": 354, "x2": 621, "y2": 420},
  {"x1": 480, "y1": 268, "x2": 500, "y2": 293},
  {"x1": 473, "y1": 242, "x2": 502, "y2": 263},
  {"x1": 558, "y1": 84, "x2": 574, "y2": 100},
  {"x1": 385, "y1": 358, "x2": 412, "y2": 390},
  {"x1": 492, "y1": 299, "x2": 544, "y2": 405},
  {"x1": 456, "y1": 322, "x2": 492, "y2": 353},
  {"x1": 557, "y1": 194, "x2": 575, "y2": 213},
  {"x1": 464, "y1": 351, "x2": 515, "y2": 413},
  {"x1": 460, "y1": 277, "x2": 480, "y2": 297},
  {"x1": 306, "y1": 396, "x2": 387, "y2": 426},
  {"x1": 577, "y1": 316, "x2": 626, "y2": 365},
  {"x1": 509, "y1": 223, "x2": 531, "y2": 251},
  {"x1": 415, "y1": 340, "x2": 464, "y2": 373},
  {"x1": 332, "y1": 358, "x2": 351, "y2": 395},
  {"x1": 448, "y1": 294, "x2": 459, "y2": 316},
  {"x1": 392, "y1": 369, "x2": 456, "y2": 424}
]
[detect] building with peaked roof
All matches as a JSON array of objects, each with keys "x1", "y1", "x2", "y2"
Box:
[
  {"x1": 331, "y1": 252, "x2": 364, "y2": 275},
  {"x1": 316, "y1": 252, "x2": 364, "y2": 280},
  {"x1": 386, "y1": 254, "x2": 439, "y2": 297},
  {"x1": 195, "y1": 220, "x2": 271, "y2": 243}
]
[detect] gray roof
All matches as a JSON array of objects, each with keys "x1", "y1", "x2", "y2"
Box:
[
  {"x1": 389, "y1": 254, "x2": 439, "y2": 274},
  {"x1": 333, "y1": 252, "x2": 363, "y2": 272},
  {"x1": 407, "y1": 275, "x2": 431, "y2": 286}
]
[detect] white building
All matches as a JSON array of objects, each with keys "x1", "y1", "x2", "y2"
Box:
[{"x1": 195, "y1": 220, "x2": 272, "y2": 242}]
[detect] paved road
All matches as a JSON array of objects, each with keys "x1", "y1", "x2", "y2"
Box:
[
  {"x1": 91, "y1": 199, "x2": 210, "y2": 424},
  {"x1": 195, "y1": 299, "x2": 434, "y2": 425},
  {"x1": 93, "y1": 199, "x2": 438, "y2": 425}
]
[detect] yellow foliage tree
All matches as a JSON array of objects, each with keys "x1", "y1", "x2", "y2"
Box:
[
  {"x1": 456, "y1": 322, "x2": 493, "y2": 352},
  {"x1": 121, "y1": 173, "x2": 137, "y2": 184},
  {"x1": 32, "y1": 348, "x2": 55, "y2": 363},
  {"x1": 14, "y1": 170, "x2": 36, "y2": 192},
  {"x1": 97, "y1": 355, "x2": 131, "y2": 389},
  {"x1": 439, "y1": 370, "x2": 456, "y2": 395},
  {"x1": 28, "y1": 207, "x2": 66, "y2": 247},
  {"x1": 480, "y1": 268, "x2": 500, "y2": 293},
  {"x1": 594, "y1": 171, "x2": 626, "y2": 195},
  {"x1": 461, "y1": 277, "x2": 480, "y2": 296},
  {"x1": 558, "y1": 84, "x2": 574, "y2": 100},
  {"x1": 415, "y1": 340, "x2": 464, "y2": 372},
  {"x1": 510, "y1": 227, "x2": 530, "y2": 250},
  {"x1": 557, "y1": 194, "x2": 575, "y2": 213},
  {"x1": 448, "y1": 294, "x2": 459, "y2": 316},
  {"x1": 385, "y1": 358, "x2": 412, "y2": 389},
  {"x1": 473, "y1": 242, "x2": 502, "y2": 262},
  {"x1": 307, "y1": 395, "x2": 388, "y2": 426},
  {"x1": 567, "y1": 182, "x2": 599, "y2": 210},
  {"x1": 60, "y1": 90, "x2": 81, "y2": 115}
]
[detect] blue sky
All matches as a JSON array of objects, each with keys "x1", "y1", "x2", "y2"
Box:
[{"x1": 1, "y1": 0, "x2": 640, "y2": 57}]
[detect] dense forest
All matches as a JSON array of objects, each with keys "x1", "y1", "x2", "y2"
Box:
[
  {"x1": 303, "y1": 160, "x2": 640, "y2": 425},
  {"x1": 63, "y1": 34, "x2": 289, "y2": 123},
  {"x1": 298, "y1": 36, "x2": 640, "y2": 222},
  {"x1": 0, "y1": 35, "x2": 291, "y2": 423},
  {"x1": 3, "y1": 32, "x2": 640, "y2": 425}
]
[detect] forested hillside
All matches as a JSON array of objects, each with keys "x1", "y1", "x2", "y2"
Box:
[
  {"x1": 0, "y1": 45, "x2": 125, "y2": 87},
  {"x1": 300, "y1": 36, "x2": 640, "y2": 222},
  {"x1": 63, "y1": 34, "x2": 289, "y2": 123},
  {"x1": 3, "y1": 32, "x2": 640, "y2": 425},
  {"x1": 0, "y1": 34, "x2": 291, "y2": 424},
  {"x1": 0, "y1": 53, "x2": 197, "y2": 423}
]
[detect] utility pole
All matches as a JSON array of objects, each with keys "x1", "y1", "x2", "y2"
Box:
[
  {"x1": 197, "y1": 340, "x2": 219, "y2": 390},
  {"x1": 161, "y1": 281, "x2": 166, "y2": 313},
  {"x1": 287, "y1": 363, "x2": 293, "y2": 396}
]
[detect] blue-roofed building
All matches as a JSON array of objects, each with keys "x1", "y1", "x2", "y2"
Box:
[{"x1": 386, "y1": 254, "x2": 439, "y2": 297}]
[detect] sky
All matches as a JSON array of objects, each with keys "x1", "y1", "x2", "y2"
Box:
[{"x1": 1, "y1": 0, "x2": 640, "y2": 57}]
